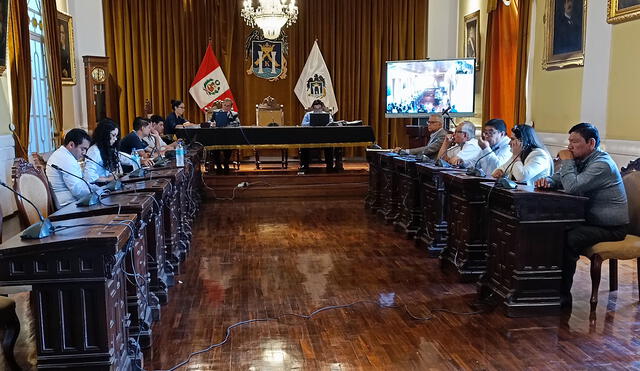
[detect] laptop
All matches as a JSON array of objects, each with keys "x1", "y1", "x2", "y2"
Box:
[
  {"x1": 309, "y1": 112, "x2": 331, "y2": 126},
  {"x1": 214, "y1": 111, "x2": 230, "y2": 127}
]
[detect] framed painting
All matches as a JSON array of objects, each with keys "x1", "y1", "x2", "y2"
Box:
[
  {"x1": 0, "y1": 0, "x2": 8, "y2": 76},
  {"x1": 57, "y1": 11, "x2": 76, "y2": 85},
  {"x1": 463, "y1": 10, "x2": 480, "y2": 69},
  {"x1": 543, "y1": 0, "x2": 587, "y2": 70},
  {"x1": 608, "y1": 0, "x2": 640, "y2": 23}
]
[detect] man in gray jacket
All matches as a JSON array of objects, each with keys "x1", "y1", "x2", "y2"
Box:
[
  {"x1": 536, "y1": 123, "x2": 628, "y2": 305},
  {"x1": 396, "y1": 114, "x2": 447, "y2": 160}
]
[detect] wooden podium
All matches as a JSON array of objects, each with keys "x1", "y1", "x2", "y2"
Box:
[
  {"x1": 478, "y1": 183, "x2": 587, "y2": 317},
  {"x1": 50, "y1": 194, "x2": 156, "y2": 349},
  {"x1": 0, "y1": 214, "x2": 140, "y2": 370}
]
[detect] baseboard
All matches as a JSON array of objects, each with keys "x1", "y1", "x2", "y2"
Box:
[{"x1": 537, "y1": 132, "x2": 640, "y2": 168}]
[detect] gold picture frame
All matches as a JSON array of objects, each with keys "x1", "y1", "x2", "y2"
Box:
[
  {"x1": 57, "y1": 11, "x2": 76, "y2": 85},
  {"x1": 607, "y1": 0, "x2": 640, "y2": 24},
  {"x1": 0, "y1": 0, "x2": 8, "y2": 76},
  {"x1": 463, "y1": 10, "x2": 480, "y2": 69},
  {"x1": 543, "y1": 0, "x2": 587, "y2": 70}
]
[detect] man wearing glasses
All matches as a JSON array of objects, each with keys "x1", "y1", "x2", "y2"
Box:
[
  {"x1": 395, "y1": 114, "x2": 447, "y2": 160},
  {"x1": 436, "y1": 121, "x2": 481, "y2": 168},
  {"x1": 474, "y1": 118, "x2": 512, "y2": 174}
]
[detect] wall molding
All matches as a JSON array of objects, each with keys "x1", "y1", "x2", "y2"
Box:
[{"x1": 538, "y1": 132, "x2": 640, "y2": 168}]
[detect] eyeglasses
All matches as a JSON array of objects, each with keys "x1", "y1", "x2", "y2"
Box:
[{"x1": 482, "y1": 130, "x2": 500, "y2": 136}]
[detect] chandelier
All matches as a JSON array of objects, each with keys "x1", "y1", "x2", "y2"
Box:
[{"x1": 241, "y1": 0, "x2": 298, "y2": 40}]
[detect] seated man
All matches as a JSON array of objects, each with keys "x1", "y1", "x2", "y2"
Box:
[
  {"x1": 144, "y1": 115, "x2": 178, "y2": 155},
  {"x1": 473, "y1": 118, "x2": 512, "y2": 174},
  {"x1": 120, "y1": 117, "x2": 155, "y2": 167},
  {"x1": 535, "y1": 123, "x2": 628, "y2": 306},
  {"x1": 300, "y1": 99, "x2": 338, "y2": 171},
  {"x1": 210, "y1": 98, "x2": 240, "y2": 174},
  {"x1": 395, "y1": 113, "x2": 447, "y2": 161},
  {"x1": 436, "y1": 120, "x2": 481, "y2": 168},
  {"x1": 46, "y1": 128, "x2": 96, "y2": 209}
]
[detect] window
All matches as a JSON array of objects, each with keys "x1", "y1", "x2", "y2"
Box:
[{"x1": 27, "y1": 0, "x2": 55, "y2": 154}]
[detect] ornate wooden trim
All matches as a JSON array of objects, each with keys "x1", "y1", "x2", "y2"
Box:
[
  {"x1": 256, "y1": 96, "x2": 283, "y2": 111},
  {"x1": 204, "y1": 141, "x2": 372, "y2": 150},
  {"x1": 11, "y1": 158, "x2": 55, "y2": 227},
  {"x1": 621, "y1": 158, "x2": 640, "y2": 176}
]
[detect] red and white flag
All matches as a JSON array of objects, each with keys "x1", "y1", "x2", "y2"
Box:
[{"x1": 189, "y1": 44, "x2": 238, "y2": 112}]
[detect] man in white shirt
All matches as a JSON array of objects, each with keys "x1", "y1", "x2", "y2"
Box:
[
  {"x1": 436, "y1": 121, "x2": 481, "y2": 168},
  {"x1": 474, "y1": 118, "x2": 512, "y2": 174},
  {"x1": 46, "y1": 128, "x2": 97, "y2": 209},
  {"x1": 144, "y1": 115, "x2": 178, "y2": 155}
]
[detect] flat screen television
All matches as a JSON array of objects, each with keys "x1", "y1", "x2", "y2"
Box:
[{"x1": 385, "y1": 58, "x2": 475, "y2": 118}]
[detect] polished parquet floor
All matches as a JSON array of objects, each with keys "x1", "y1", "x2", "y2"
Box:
[{"x1": 7, "y1": 197, "x2": 640, "y2": 370}]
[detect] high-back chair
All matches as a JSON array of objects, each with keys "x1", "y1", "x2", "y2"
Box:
[
  {"x1": 255, "y1": 96, "x2": 287, "y2": 169},
  {"x1": 585, "y1": 159, "x2": 640, "y2": 311},
  {"x1": 12, "y1": 158, "x2": 55, "y2": 228}
]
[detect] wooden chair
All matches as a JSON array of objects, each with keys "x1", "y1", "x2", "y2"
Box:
[
  {"x1": 585, "y1": 159, "x2": 640, "y2": 311},
  {"x1": 255, "y1": 96, "x2": 287, "y2": 169},
  {"x1": 11, "y1": 158, "x2": 55, "y2": 228},
  {"x1": 0, "y1": 207, "x2": 22, "y2": 371}
]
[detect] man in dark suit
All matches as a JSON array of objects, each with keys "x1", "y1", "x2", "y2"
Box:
[
  {"x1": 553, "y1": 0, "x2": 582, "y2": 55},
  {"x1": 395, "y1": 113, "x2": 447, "y2": 160},
  {"x1": 211, "y1": 98, "x2": 240, "y2": 174}
]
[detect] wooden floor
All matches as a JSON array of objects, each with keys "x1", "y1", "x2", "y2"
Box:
[{"x1": 7, "y1": 197, "x2": 640, "y2": 370}]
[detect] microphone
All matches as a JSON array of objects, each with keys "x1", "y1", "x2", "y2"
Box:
[
  {"x1": 119, "y1": 151, "x2": 148, "y2": 178},
  {"x1": 442, "y1": 106, "x2": 452, "y2": 114},
  {"x1": 9, "y1": 123, "x2": 29, "y2": 158},
  {"x1": 494, "y1": 149, "x2": 525, "y2": 189},
  {"x1": 0, "y1": 181, "x2": 54, "y2": 239},
  {"x1": 84, "y1": 154, "x2": 123, "y2": 191},
  {"x1": 149, "y1": 137, "x2": 169, "y2": 167},
  {"x1": 466, "y1": 144, "x2": 507, "y2": 177},
  {"x1": 50, "y1": 164, "x2": 100, "y2": 206}
]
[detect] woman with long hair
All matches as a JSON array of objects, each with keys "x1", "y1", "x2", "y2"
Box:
[
  {"x1": 83, "y1": 118, "x2": 121, "y2": 184},
  {"x1": 492, "y1": 124, "x2": 553, "y2": 185}
]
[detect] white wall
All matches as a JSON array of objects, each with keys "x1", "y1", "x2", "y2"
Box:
[
  {"x1": 67, "y1": 0, "x2": 106, "y2": 130},
  {"x1": 428, "y1": 0, "x2": 459, "y2": 59}
]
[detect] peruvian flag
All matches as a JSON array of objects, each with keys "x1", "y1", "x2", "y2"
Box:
[{"x1": 189, "y1": 44, "x2": 238, "y2": 112}]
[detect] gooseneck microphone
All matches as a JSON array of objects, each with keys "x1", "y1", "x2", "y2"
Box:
[
  {"x1": 0, "y1": 181, "x2": 54, "y2": 239},
  {"x1": 494, "y1": 148, "x2": 526, "y2": 189},
  {"x1": 119, "y1": 151, "x2": 148, "y2": 178},
  {"x1": 50, "y1": 164, "x2": 100, "y2": 206},
  {"x1": 466, "y1": 144, "x2": 507, "y2": 177},
  {"x1": 84, "y1": 154, "x2": 123, "y2": 191}
]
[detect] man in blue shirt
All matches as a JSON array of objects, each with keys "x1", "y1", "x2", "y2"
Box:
[
  {"x1": 300, "y1": 100, "x2": 340, "y2": 171},
  {"x1": 120, "y1": 117, "x2": 154, "y2": 167},
  {"x1": 536, "y1": 123, "x2": 628, "y2": 306}
]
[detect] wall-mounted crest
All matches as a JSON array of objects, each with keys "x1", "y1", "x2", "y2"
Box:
[{"x1": 245, "y1": 30, "x2": 288, "y2": 81}]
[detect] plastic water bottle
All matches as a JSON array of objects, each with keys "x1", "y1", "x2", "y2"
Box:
[
  {"x1": 176, "y1": 141, "x2": 185, "y2": 167},
  {"x1": 131, "y1": 150, "x2": 140, "y2": 169}
]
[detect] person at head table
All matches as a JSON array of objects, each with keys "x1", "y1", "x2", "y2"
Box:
[
  {"x1": 393, "y1": 114, "x2": 447, "y2": 161},
  {"x1": 164, "y1": 99, "x2": 197, "y2": 135},
  {"x1": 46, "y1": 129, "x2": 100, "y2": 209},
  {"x1": 300, "y1": 100, "x2": 337, "y2": 171},
  {"x1": 535, "y1": 123, "x2": 628, "y2": 307},
  {"x1": 492, "y1": 124, "x2": 553, "y2": 185},
  {"x1": 209, "y1": 98, "x2": 240, "y2": 174},
  {"x1": 144, "y1": 115, "x2": 179, "y2": 155},
  {"x1": 119, "y1": 117, "x2": 156, "y2": 168},
  {"x1": 435, "y1": 120, "x2": 481, "y2": 168}
]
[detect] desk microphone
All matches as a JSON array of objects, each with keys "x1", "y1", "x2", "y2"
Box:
[
  {"x1": 0, "y1": 181, "x2": 54, "y2": 239},
  {"x1": 84, "y1": 154, "x2": 123, "y2": 191},
  {"x1": 50, "y1": 164, "x2": 100, "y2": 206},
  {"x1": 149, "y1": 137, "x2": 169, "y2": 167},
  {"x1": 119, "y1": 151, "x2": 148, "y2": 178},
  {"x1": 466, "y1": 144, "x2": 507, "y2": 177},
  {"x1": 494, "y1": 149, "x2": 525, "y2": 189}
]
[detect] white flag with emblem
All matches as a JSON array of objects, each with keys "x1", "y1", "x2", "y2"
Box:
[{"x1": 294, "y1": 41, "x2": 339, "y2": 113}]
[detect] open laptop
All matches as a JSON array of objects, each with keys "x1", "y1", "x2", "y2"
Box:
[{"x1": 309, "y1": 112, "x2": 331, "y2": 126}]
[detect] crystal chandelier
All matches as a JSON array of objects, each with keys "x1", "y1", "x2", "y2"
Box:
[{"x1": 241, "y1": 0, "x2": 298, "y2": 40}]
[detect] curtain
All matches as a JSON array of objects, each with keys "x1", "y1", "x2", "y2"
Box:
[
  {"x1": 8, "y1": 0, "x2": 32, "y2": 159},
  {"x1": 103, "y1": 0, "x2": 428, "y2": 150},
  {"x1": 42, "y1": 0, "x2": 63, "y2": 146},
  {"x1": 513, "y1": 0, "x2": 532, "y2": 126},
  {"x1": 482, "y1": 0, "x2": 520, "y2": 131}
]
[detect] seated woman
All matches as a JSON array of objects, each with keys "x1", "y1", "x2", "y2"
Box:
[
  {"x1": 83, "y1": 118, "x2": 136, "y2": 185},
  {"x1": 164, "y1": 99, "x2": 197, "y2": 135},
  {"x1": 492, "y1": 124, "x2": 553, "y2": 186}
]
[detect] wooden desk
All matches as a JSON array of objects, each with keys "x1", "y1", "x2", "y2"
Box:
[
  {"x1": 50, "y1": 194, "x2": 156, "y2": 348},
  {"x1": 0, "y1": 214, "x2": 139, "y2": 370},
  {"x1": 392, "y1": 156, "x2": 422, "y2": 238},
  {"x1": 121, "y1": 167, "x2": 188, "y2": 274},
  {"x1": 109, "y1": 179, "x2": 173, "y2": 303},
  {"x1": 365, "y1": 151, "x2": 389, "y2": 213},
  {"x1": 415, "y1": 163, "x2": 464, "y2": 257},
  {"x1": 478, "y1": 183, "x2": 587, "y2": 317},
  {"x1": 441, "y1": 172, "x2": 492, "y2": 281},
  {"x1": 377, "y1": 153, "x2": 401, "y2": 224}
]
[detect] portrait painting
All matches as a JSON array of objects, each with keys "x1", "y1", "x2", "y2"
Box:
[
  {"x1": 0, "y1": 0, "x2": 8, "y2": 76},
  {"x1": 543, "y1": 0, "x2": 587, "y2": 70},
  {"x1": 463, "y1": 10, "x2": 480, "y2": 69},
  {"x1": 608, "y1": 0, "x2": 640, "y2": 23},
  {"x1": 57, "y1": 11, "x2": 76, "y2": 85}
]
